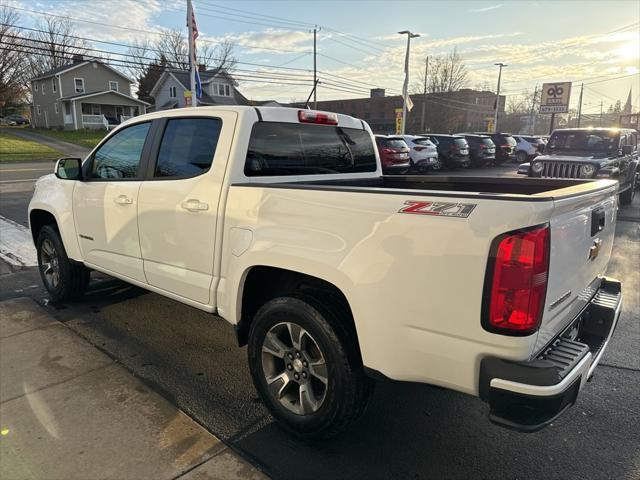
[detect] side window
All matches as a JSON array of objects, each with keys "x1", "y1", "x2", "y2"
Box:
[
  {"x1": 154, "y1": 118, "x2": 222, "y2": 178},
  {"x1": 91, "y1": 122, "x2": 150, "y2": 179}
]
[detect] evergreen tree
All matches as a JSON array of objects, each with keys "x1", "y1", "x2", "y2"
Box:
[{"x1": 136, "y1": 55, "x2": 168, "y2": 105}]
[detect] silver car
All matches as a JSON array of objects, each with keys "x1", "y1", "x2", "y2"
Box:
[{"x1": 401, "y1": 135, "x2": 439, "y2": 173}]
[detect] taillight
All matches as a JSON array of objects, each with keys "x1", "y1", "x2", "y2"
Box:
[
  {"x1": 501, "y1": 144, "x2": 511, "y2": 148},
  {"x1": 298, "y1": 110, "x2": 338, "y2": 125},
  {"x1": 414, "y1": 146, "x2": 426, "y2": 151},
  {"x1": 381, "y1": 148, "x2": 394, "y2": 154},
  {"x1": 479, "y1": 144, "x2": 486, "y2": 150},
  {"x1": 482, "y1": 225, "x2": 550, "y2": 336}
]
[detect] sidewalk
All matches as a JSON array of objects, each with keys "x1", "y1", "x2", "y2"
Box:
[
  {"x1": 0, "y1": 297, "x2": 267, "y2": 480},
  {"x1": 4, "y1": 130, "x2": 91, "y2": 159}
]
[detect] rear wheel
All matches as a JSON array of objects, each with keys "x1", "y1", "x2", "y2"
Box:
[
  {"x1": 430, "y1": 157, "x2": 444, "y2": 171},
  {"x1": 516, "y1": 151, "x2": 528, "y2": 163},
  {"x1": 248, "y1": 295, "x2": 373, "y2": 439},
  {"x1": 37, "y1": 225, "x2": 90, "y2": 302}
]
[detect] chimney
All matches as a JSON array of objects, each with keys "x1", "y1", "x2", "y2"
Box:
[
  {"x1": 72, "y1": 54, "x2": 84, "y2": 64},
  {"x1": 198, "y1": 64, "x2": 207, "y2": 72},
  {"x1": 370, "y1": 88, "x2": 385, "y2": 98}
]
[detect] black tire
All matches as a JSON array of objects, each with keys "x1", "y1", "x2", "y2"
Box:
[
  {"x1": 248, "y1": 295, "x2": 373, "y2": 439},
  {"x1": 619, "y1": 173, "x2": 636, "y2": 206},
  {"x1": 516, "y1": 151, "x2": 528, "y2": 163},
  {"x1": 36, "y1": 225, "x2": 90, "y2": 302},
  {"x1": 430, "y1": 157, "x2": 444, "y2": 171}
]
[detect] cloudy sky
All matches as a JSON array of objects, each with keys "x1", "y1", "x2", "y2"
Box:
[{"x1": 7, "y1": 0, "x2": 640, "y2": 113}]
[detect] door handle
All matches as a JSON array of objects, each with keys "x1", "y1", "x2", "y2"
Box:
[
  {"x1": 114, "y1": 194, "x2": 133, "y2": 205},
  {"x1": 181, "y1": 199, "x2": 209, "y2": 212}
]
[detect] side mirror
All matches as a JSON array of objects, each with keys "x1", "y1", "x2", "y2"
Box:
[
  {"x1": 55, "y1": 157, "x2": 83, "y2": 180},
  {"x1": 621, "y1": 145, "x2": 633, "y2": 155}
]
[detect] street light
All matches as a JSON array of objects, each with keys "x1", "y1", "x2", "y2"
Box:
[
  {"x1": 493, "y1": 62, "x2": 507, "y2": 132},
  {"x1": 399, "y1": 30, "x2": 420, "y2": 135}
]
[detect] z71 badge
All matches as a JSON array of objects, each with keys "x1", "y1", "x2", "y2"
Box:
[{"x1": 399, "y1": 200, "x2": 477, "y2": 218}]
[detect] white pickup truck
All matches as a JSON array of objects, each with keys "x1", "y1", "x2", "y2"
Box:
[{"x1": 29, "y1": 107, "x2": 622, "y2": 439}]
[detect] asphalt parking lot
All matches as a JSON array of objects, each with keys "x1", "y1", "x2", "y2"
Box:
[{"x1": 1, "y1": 162, "x2": 638, "y2": 479}]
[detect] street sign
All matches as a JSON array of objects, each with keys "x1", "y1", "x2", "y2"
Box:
[
  {"x1": 395, "y1": 108, "x2": 403, "y2": 135},
  {"x1": 540, "y1": 82, "x2": 572, "y2": 114},
  {"x1": 184, "y1": 90, "x2": 192, "y2": 106}
]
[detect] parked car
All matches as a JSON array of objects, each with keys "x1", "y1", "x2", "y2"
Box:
[
  {"x1": 401, "y1": 135, "x2": 439, "y2": 172},
  {"x1": 375, "y1": 135, "x2": 411, "y2": 174},
  {"x1": 30, "y1": 107, "x2": 622, "y2": 439},
  {"x1": 518, "y1": 127, "x2": 638, "y2": 205},
  {"x1": 473, "y1": 132, "x2": 517, "y2": 164},
  {"x1": 4, "y1": 114, "x2": 30, "y2": 125},
  {"x1": 514, "y1": 135, "x2": 545, "y2": 162},
  {"x1": 0, "y1": 117, "x2": 17, "y2": 126},
  {"x1": 461, "y1": 134, "x2": 496, "y2": 167},
  {"x1": 427, "y1": 134, "x2": 470, "y2": 169}
]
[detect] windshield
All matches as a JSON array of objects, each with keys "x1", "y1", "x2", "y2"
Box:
[
  {"x1": 245, "y1": 122, "x2": 377, "y2": 176},
  {"x1": 548, "y1": 131, "x2": 618, "y2": 152}
]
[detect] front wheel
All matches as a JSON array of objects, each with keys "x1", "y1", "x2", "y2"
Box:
[
  {"x1": 248, "y1": 295, "x2": 373, "y2": 439},
  {"x1": 516, "y1": 151, "x2": 528, "y2": 163},
  {"x1": 37, "y1": 225, "x2": 90, "y2": 302}
]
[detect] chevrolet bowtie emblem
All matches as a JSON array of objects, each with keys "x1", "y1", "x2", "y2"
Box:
[{"x1": 588, "y1": 238, "x2": 603, "y2": 261}]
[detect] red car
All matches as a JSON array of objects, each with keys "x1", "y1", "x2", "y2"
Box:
[{"x1": 375, "y1": 135, "x2": 411, "y2": 174}]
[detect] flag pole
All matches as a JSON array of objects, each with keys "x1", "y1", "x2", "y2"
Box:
[{"x1": 187, "y1": 0, "x2": 197, "y2": 107}]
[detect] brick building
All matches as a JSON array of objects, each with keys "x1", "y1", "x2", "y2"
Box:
[{"x1": 309, "y1": 88, "x2": 506, "y2": 134}]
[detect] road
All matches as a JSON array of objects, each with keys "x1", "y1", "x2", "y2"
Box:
[{"x1": 0, "y1": 162, "x2": 638, "y2": 479}]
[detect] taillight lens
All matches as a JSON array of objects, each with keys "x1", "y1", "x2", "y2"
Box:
[
  {"x1": 414, "y1": 146, "x2": 426, "y2": 151},
  {"x1": 298, "y1": 110, "x2": 338, "y2": 125},
  {"x1": 482, "y1": 225, "x2": 550, "y2": 335},
  {"x1": 382, "y1": 148, "x2": 394, "y2": 154}
]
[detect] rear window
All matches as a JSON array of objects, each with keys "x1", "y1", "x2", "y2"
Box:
[
  {"x1": 413, "y1": 137, "x2": 434, "y2": 146},
  {"x1": 523, "y1": 136, "x2": 540, "y2": 143},
  {"x1": 496, "y1": 135, "x2": 517, "y2": 146},
  {"x1": 481, "y1": 137, "x2": 496, "y2": 146},
  {"x1": 245, "y1": 122, "x2": 377, "y2": 176},
  {"x1": 378, "y1": 138, "x2": 407, "y2": 149},
  {"x1": 453, "y1": 138, "x2": 468, "y2": 147}
]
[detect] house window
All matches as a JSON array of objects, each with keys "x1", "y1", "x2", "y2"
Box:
[
  {"x1": 212, "y1": 83, "x2": 231, "y2": 97},
  {"x1": 34, "y1": 82, "x2": 38, "y2": 92},
  {"x1": 169, "y1": 86, "x2": 177, "y2": 98},
  {"x1": 109, "y1": 81, "x2": 119, "y2": 92},
  {"x1": 54, "y1": 103, "x2": 59, "y2": 114},
  {"x1": 42, "y1": 82, "x2": 45, "y2": 94},
  {"x1": 74, "y1": 78, "x2": 85, "y2": 93},
  {"x1": 225, "y1": 84, "x2": 230, "y2": 96},
  {"x1": 52, "y1": 78, "x2": 57, "y2": 93},
  {"x1": 36, "y1": 105, "x2": 41, "y2": 115}
]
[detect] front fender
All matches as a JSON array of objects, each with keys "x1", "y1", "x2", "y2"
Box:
[
  {"x1": 517, "y1": 162, "x2": 531, "y2": 175},
  {"x1": 29, "y1": 174, "x2": 82, "y2": 261}
]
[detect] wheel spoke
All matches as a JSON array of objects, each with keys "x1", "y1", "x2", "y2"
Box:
[
  {"x1": 42, "y1": 262, "x2": 53, "y2": 275},
  {"x1": 298, "y1": 383, "x2": 319, "y2": 414},
  {"x1": 309, "y1": 358, "x2": 328, "y2": 385},
  {"x1": 266, "y1": 371, "x2": 290, "y2": 399},
  {"x1": 262, "y1": 332, "x2": 288, "y2": 359},
  {"x1": 51, "y1": 270, "x2": 59, "y2": 288},
  {"x1": 42, "y1": 241, "x2": 55, "y2": 257},
  {"x1": 287, "y1": 322, "x2": 305, "y2": 350}
]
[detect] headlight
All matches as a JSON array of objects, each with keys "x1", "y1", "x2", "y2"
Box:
[
  {"x1": 531, "y1": 162, "x2": 544, "y2": 174},
  {"x1": 580, "y1": 164, "x2": 596, "y2": 178}
]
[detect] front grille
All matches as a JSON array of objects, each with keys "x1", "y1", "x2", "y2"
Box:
[{"x1": 541, "y1": 162, "x2": 583, "y2": 178}]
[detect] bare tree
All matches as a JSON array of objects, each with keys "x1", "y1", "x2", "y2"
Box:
[
  {"x1": 428, "y1": 48, "x2": 468, "y2": 93},
  {"x1": 156, "y1": 29, "x2": 236, "y2": 73},
  {"x1": 25, "y1": 17, "x2": 87, "y2": 76},
  {"x1": 0, "y1": 7, "x2": 30, "y2": 106},
  {"x1": 124, "y1": 39, "x2": 153, "y2": 81}
]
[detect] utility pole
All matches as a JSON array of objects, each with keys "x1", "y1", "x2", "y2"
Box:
[
  {"x1": 313, "y1": 26, "x2": 317, "y2": 109},
  {"x1": 399, "y1": 30, "x2": 420, "y2": 135},
  {"x1": 420, "y1": 56, "x2": 429, "y2": 132},
  {"x1": 529, "y1": 85, "x2": 538, "y2": 134},
  {"x1": 599, "y1": 100, "x2": 603, "y2": 126},
  {"x1": 576, "y1": 83, "x2": 584, "y2": 128},
  {"x1": 493, "y1": 62, "x2": 507, "y2": 132},
  {"x1": 187, "y1": 0, "x2": 197, "y2": 107}
]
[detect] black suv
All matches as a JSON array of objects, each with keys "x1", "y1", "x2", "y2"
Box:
[
  {"x1": 518, "y1": 128, "x2": 638, "y2": 205},
  {"x1": 473, "y1": 132, "x2": 517, "y2": 165},
  {"x1": 461, "y1": 134, "x2": 496, "y2": 167},
  {"x1": 427, "y1": 134, "x2": 470, "y2": 169}
]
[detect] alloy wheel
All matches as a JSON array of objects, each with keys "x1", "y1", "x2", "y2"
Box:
[
  {"x1": 261, "y1": 321, "x2": 328, "y2": 415},
  {"x1": 40, "y1": 238, "x2": 60, "y2": 289}
]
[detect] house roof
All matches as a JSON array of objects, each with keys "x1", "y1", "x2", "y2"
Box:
[
  {"x1": 30, "y1": 60, "x2": 134, "y2": 83},
  {"x1": 149, "y1": 69, "x2": 250, "y2": 106},
  {"x1": 59, "y1": 90, "x2": 150, "y2": 105}
]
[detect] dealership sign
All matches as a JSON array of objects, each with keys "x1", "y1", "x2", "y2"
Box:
[{"x1": 540, "y1": 82, "x2": 572, "y2": 113}]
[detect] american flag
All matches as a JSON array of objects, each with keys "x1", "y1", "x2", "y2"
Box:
[{"x1": 188, "y1": 2, "x2": 202, "y2": 98}]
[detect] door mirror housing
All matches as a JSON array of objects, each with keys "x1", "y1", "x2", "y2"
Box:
[
  {"x1": 55, "y1": 157, "x2": 83, "y2": 180},
  {"x1": 620, "y1": 145, "x2": 633, "y2": 155}
]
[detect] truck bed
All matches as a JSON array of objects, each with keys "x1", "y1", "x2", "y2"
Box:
[{"x1": 238, "y1": 175, "x2": 614, "y2": 200}]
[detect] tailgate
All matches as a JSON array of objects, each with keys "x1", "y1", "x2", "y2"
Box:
[{"x1": 534, "y1": 186, "x2": 618, "y2": 353}]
